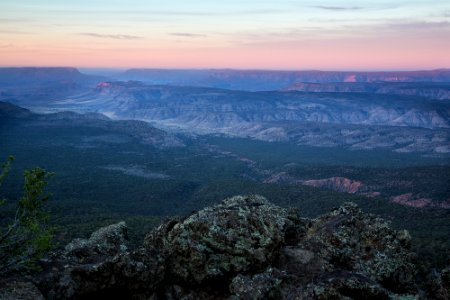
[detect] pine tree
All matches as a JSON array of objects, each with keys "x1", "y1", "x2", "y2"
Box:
[{"x1": 0, "y1": 156, "x2": 54, "y2": 275}]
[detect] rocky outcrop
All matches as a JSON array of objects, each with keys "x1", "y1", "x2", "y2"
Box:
[
  {"x1": 302, "y1": 177, "x2": 363, "y2": 194},
  {"x1": 35, "y1": 195, "x2": 418, "y2": 299},
  {"x1": 116, "y1": 69, "x2": 450, "y2": 91},
  {"x1": 427, "y1": 266, "x2": 450, "y2": 300},
  {"x1": 391, "y1": 193, "x2": 433, "y2": 208},
  {"x1": 35, "y1": 81, "x2": 450, "y2": 131},
  {"x1": 285, "y1": 82, "x2": 450, "y2": 100},
  {"x1": 0, "y1": 280, "x2": 45, "y2": 300},
  {"x1": 163, "y1": 196, "x2": 299, "y2": 285},
  {"x1": 390, "y1": 193, "x2": 450, "y2": 209},
  {"x1": 37, "y1": 221, "x2": 163, "y2": 299}
]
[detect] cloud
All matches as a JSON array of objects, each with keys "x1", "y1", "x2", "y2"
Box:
[
  {"x1": 0, "y1": 30, "x2": 33, "y2": 35},
  {"x1": 313, "y1": 6, "x2": 363, "y2": 11},
  {"x1": 79, "y1": 33, "x2": 143, "y2": 40},
  {"x1": 226, "y1": 20, "x2": 450, "y2": 48},
  {"x1": 386, "y1": 21, "x2": 450, "y2": 31},
  {"x1": 50, "y1": 9, "x2": 288, "y2": 17},
  {"x1": 170, "y1": 32, "x2": 207, "y2": 38},
  {"x1": 0, "y1": 17, "x2": 32, "y2": 23}
]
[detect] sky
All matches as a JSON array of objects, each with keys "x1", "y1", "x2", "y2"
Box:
[{"x1": 1, "y1": 0, "x2": 450, "y2": 70}]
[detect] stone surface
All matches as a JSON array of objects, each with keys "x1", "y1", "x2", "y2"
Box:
[
  {"x1": 0, "y1": 281, "x2": 45, "y2": 300},
  {"x1": 427, "y1": 266, "x2": 450, "y2": 300},
  {"x1": 37, "y1": 221, "x2": 163, "y2": 299},
  {"x1": 31, "y1": 195, "x2": 421, "y2": 299},
  {"x1": 164, "y1": 195, "x2": 300, "y2": 284}
]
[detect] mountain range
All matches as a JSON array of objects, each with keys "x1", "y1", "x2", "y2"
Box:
[
  {"x1": 1, "y1": 66, "x2": 449, "y2": 157},
  {"x1": 285, "y1": 82, "x2": 450, "y2": 100},
  {"x1": 116, "y1": 68, "x2": 450, "y2": 91},
  {"x1": 22, "y1": 80, "x2": 447, "y2": 156}
]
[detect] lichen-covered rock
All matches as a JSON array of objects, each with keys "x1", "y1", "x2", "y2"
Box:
[
  {"x1": 301, "y1": 271, "x2": 392, "y2": 300},
  {"x1": 64, "y1": 221, "x2": 128, "y2": 257},
  {"x1": 427, "y1": 266, "x2": 450, "y2": 300},
  {"x1": 36, "y1": 221, "x2": 164, "y2": 299},
  {"x1": 0, "y1": 280, "x2": 44, "y2": 300},
  {"x1": 229, "y1": 268, "x2": 284, "y2": 300},
  {"x1": 31, "y1": 196, "x2": 420, "y2": 299},
  {"x1": 163, "y1": 195, "x2": 301, "y2": 284},
  {"x1": 296, "y1": 203, "x2": 417, "y2": 294}
]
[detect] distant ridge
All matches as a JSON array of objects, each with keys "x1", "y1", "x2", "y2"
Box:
[
  {"x1": 0, "y1": 101, "x2": 184, "y2": 148},
  {"x1": 115, "y1": 68, "x2": 450, "y2": 91},
  {"x1": 1, "y1": 67, "x2": 449, "y2": 91},
  {"x1": 0, "y1": 67, "x2": 105, "y2": 87}
]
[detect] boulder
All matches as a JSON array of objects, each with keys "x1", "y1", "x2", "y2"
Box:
[
  {"x1": 33, "y1": 196, "x2": 419, "y2": 299},
  {"x1": 0, "y1": 280, "x2": 44, "y2": 300},
  {"x1": 427, "y1": 266, "x2": 450, "y2": 300},
  {"x1": 163, "y1": 195, "x2": 302, "y2": 285},
  {"x1": 37, "y1": 221, "x2": 163, "y2": 299}
]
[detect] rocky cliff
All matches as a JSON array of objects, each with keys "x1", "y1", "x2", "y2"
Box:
[
  {"x1": 285, "y1": 82, "x2": 450, "y2": 100},
  {"x1": 0, "y1": 67, "x2": 104, "y2": 87},
  {"x1": 9, "y1": 195, "x2": 440, "y2": 299},
  {"x1": 64, "y1": 82, "x2": 450, "y2": 130},
  {"x1": 116, "y1": 69, "x2": 450, "y2": 91}
]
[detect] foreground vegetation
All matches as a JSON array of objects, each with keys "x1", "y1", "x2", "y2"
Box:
[{"x1": 0, "y1": 156, "x2": 53, "y2": 275}]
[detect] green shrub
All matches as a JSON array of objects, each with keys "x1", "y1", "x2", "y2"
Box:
[{"x1": 0, "y1": 156, "x2": 54, "y2": 275}]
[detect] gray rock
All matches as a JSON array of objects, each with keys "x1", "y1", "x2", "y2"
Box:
[
  {"x1": 37, "y1": 221, "x2": 163, "y2": 299},
  {"x1": 32, "y1": 196, "x2": 420, "y2": 299},
  {"x1": 0, "y1": 281, "x2": 44, "y2": 300},
  {"x1": 229, "y1": 268, "x2": 284, "y2": 300},
  {"x1": 64, "y1": 221, "x2": 128, "y2": 257},
  {"x1": 164, "y1": 195, "x2": 298, "y2": 284},
  {"x1": 427, "y1": 266, "x2": 450, "y2": 300}
]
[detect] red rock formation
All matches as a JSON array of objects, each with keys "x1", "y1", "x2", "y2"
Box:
[
  {"x1": 302, "y1": 177, "x2": 363, "y2": 194},
  {"x1": 391, "y1": 193, "x2": 432, "y2": 208}
]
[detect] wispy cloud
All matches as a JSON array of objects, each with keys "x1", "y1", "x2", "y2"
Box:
[
  {"x1": 0, "y1": 17, "x2": 32, "y2": 23},
  {"x1": 0, "y1": 29, "x2": 33, "y2": 35},
  {"x1": 227, "y1": 20, "x2": 450, "y2": 47},
  {"x1": 313, "y1": 6, "x2": 363, "y2": 11},
  {"x1": 170, "y1": 32, "x2": 207, "y2": 38},
  {"x1": 50, "y1": 9, "x2": 288, "y2": 17},
  {"x1": 78, "y1": 32, "x2": 143, "y2": 40},
  {"x1": 386, "y1": 21, "x2": 450, "y2": 31}
]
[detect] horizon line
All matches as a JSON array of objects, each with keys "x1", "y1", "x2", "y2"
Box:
[{"x1": 0, "y1": 65, "x2": 449, "y2": 73}]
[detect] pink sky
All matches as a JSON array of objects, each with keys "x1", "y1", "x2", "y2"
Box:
[{"x1": 1, "y1": 0, "x2": 449, "y2": 70}]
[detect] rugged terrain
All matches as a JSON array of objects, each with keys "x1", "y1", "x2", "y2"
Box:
[
  {"x1": 1, "y1": 68, "x2": 449, "y2": 157},
  {"x1": 1, "y1": 68, "x2": 449, "y2": 294},
  {"x1": 4, "y1": 195, "x2": 447, "y2": 299},
  {"x1": 18, "y1": 81, "x2": 449, "y2": 156},
  {"x1": 116, "y1": 69, "x2": 450, "y2": 91},
  {"x1": 0, "y1": 101, "x2": 183, "y2": 149},
  {"x1": 0, "y1": 68, "x2": 105, "y2": 108},
  {"x1": 285, "y1": 82, "x2": 450, "y2": 100}
]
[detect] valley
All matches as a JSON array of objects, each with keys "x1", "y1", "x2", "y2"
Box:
[
  {"x1": 0, "y1": 67, "x2": 449, "y2": 278},
  {"x1": 2, "y1": 0, "x2": 450, "y2": 297}
]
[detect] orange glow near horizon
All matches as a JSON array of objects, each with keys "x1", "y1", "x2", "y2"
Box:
[
  {"x1": 1, "y1": 0, "x2": 450, "y2": 70},
  {"x1": 2, "y1": 40, "x2": 448, "y2": 71}
]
